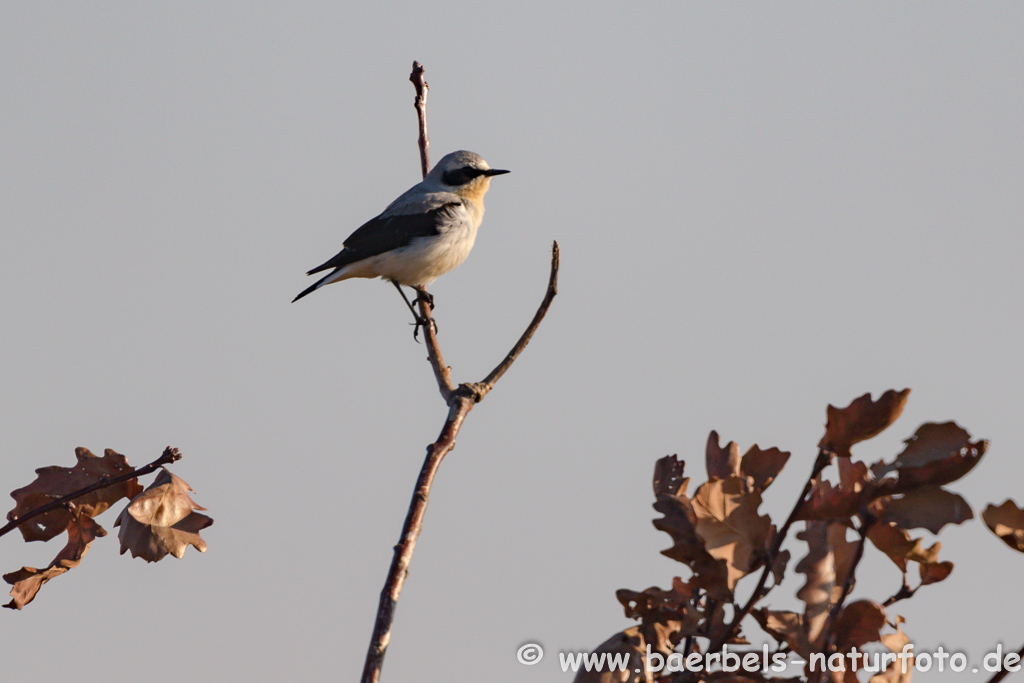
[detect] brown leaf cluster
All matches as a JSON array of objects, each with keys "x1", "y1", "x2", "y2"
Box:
[
  {"x1": 7, "y1": 448, "x2": 142, "y2": 542},
  {"x1": 615, "y1": 436, "x2": 790, "y2": 663},
  {"x1": 4, "y1": 448, "x2": 146, "y2": 609},
  {"x1": 796, "y1": 406, "x2": 983, "y2": 598},
  {"x1": 592, "y1": 389, "x2": 987, "y2": 683},
  {"x1": 652, "y1": 435, "x2": 785, "y2": 604},
  {"x1": 115, "y1": 469, "x2": 213, "y2": 562},
  {"x1": 5, "y1": 446, "x2": 209, "y2": 609}
]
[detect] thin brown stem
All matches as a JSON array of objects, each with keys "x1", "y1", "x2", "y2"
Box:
[
  {"x1": 986, "y1": 641, "x2": 1024, "y2": 683},
  {"x1": 882, "y1": 575, "x2": 917, "y2": 607},
  {"x1": 469, "y1": 242, "x2": 559, "y2": 401},
  {"x1": 810, "y1": 510, "x2": 874, "y2": 683},
  {"x1": 409, "y1": 61, "x2": 429, "y2": 177},
  {"x1": 825, "y1": 511, "x2": 873, "y2": 625},
  {"x1": 1, "y1": 447, "x2": 181, "y2": 539},
  {"x1": 360, "y1": 396, "x2": 472, "y2": 683},
  {"x1": 418, "y1": 296, "x2": 456, "y2": 401}
]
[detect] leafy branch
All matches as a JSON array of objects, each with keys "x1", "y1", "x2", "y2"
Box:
[
  {"x1": 1, "y1": 446, "x2": 180, "y2": 540},
  {"x1": 587, "y1": 388, "x2": 1024, "y2": 683},
  {"x1": 3, "y1": 446, "x2": 211, "y2": 609}
]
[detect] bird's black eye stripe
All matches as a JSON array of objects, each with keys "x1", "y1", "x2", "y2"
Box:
[{"x1": 442, "y1": 166, "x2": 487, "y2": 185}]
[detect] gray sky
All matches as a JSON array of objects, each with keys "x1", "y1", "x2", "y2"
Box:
[{"x1": 2, "y1": 3, "x2": 1022, "y2": 681}]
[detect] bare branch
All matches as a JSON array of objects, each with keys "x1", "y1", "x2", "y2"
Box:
[
  {"x1": 469, "y1": 242, "x2": 560, "y2": 401},
  {"x1": 1, "y1": 447, "x2": 181, "y2": 540},
  {"x1": 364, "y1": 253, "x2": 559, "y2": 682},
  {"x1": 418, "y1": 294, "x2": 456, "y2": 402},
  {"x1": 361, "y1": 396, "x2": 472, "y2": 683},
  {"x1": 361, "y1": 62, "x2": 559, "y2": 683}
]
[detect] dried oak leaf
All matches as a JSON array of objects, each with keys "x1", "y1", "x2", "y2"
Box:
[
  {"x1": 615, "y1": 582, "x2": 700, "y2": 638},
  {"x1": 982, "y1": 500, "x2": 1024, "y2": 553},
  {"x1": 866, "y1": 520, "x2": 940, "y2": 572},
  {"x1": 707, "y1": 431, "x2": 742, "y2": 480},
  {"x1": 796, "y1": 458, "x2": 873, "y2": 522},
  {"x1": 7, "y1": 447, "x2": 143, "y2": 542},
  {"x1": 918, "y1": 560, "x2": 953, "y2": 586},
  {"x1": 652, "y1": 480, "x2": 732, "y2": 601},
  {"x1": 4, "y1": 515, "x2": 106, "y2": 609},
  {"x1": 653, "y1": 496, "x2": 731, "y2": 600},
  {"x1": 740, "y1": 445, "x2": 790, "y2": 492},
  {"x1": 770, "y1": 549, "x2": 791, "y2": 587},
  {"x1": 869, "y1": 621, "x2": 913, "y2": 683},
  {"x1": 706, "y1": 432, "x2": 791, "y2": 493},
  {"x1": 819, "y1": 389, "x2": 910, "y2": 458},
  {"x1": 832, "y1": 600, "x2": 886, "y2": 652},
  {"x1": 114, "y1": 469, "x2": 212, "y2": 562},
  {"x1": 796, "y1": 521, "x2": 835, "y2": 648},
  {"x1": 751, "y1": 608, "x2": 806, "y2": 656},
  {"x1": 880, "y1": 486, "x2": 973, "y2": 534},
  {"x1": 829, "y1": 523, "x2": 859, "y2": 603},
  {"x1": 653, "y1": 454, "x2": 689, "y2": 498},
  {"x1": 572, "y1": 627, "x2": 648, "y2": 683},
  {"x1": 691, "y1": 477, "x2": 772, "y2": 592},
  {"x1": 873, "y1": 422, "x2": 986, "y2": 493}
]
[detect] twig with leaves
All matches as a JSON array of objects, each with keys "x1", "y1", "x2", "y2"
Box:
[
  {"x1": 592, "y1": 388, "x2": 1024, "y2": 683},
  {"x1": 0, "y1": 446, "x2": 180, "y2": 540},
  {"x1": 3, "y1": 446, "x2": 212, "y2": 609},
  {"x1": 361, "y1": 61, "x2": 558, "y2": 683}
]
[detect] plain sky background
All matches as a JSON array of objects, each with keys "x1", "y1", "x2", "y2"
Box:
[{"x1": 2, "y1": 3, "x2": 1023, "y2": 682}]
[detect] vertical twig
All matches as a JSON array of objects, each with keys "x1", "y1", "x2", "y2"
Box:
[{"x1": 410, "y1": 61, "x2": 429, "y2": 178}]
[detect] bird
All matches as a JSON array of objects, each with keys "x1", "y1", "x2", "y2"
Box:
[{"x1": 292, "y1": 150, "x2": 509, "y2": 325}]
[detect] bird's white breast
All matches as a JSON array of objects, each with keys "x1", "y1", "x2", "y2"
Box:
[{"x1": 351, "y1": 198, "x2": 481, "y2": 287}]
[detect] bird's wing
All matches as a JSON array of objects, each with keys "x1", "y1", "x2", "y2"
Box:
[{"x1": 306, "y1": 200, "x2": 464, "y2": 276}]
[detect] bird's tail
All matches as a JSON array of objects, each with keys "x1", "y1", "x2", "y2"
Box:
[{"x1": 292, "y1": 272, "x2": 333, "y2": 303}]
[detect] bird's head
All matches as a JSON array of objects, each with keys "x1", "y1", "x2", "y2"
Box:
[{"x1": 428, "y1": 151, "x2": 509, "y2": 203}]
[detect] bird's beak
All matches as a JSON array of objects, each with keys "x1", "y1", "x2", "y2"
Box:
[{"x1": 484, "y1": 169, "x2": 510, "y2": 177}]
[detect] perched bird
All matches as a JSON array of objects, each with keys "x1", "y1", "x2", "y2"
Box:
[{"x1": 292, "y1": 151, "x2": 509, "y2": 317}]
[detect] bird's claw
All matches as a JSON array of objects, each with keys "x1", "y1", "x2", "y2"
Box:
[
  {"x1": 411, "y1": 316, "x2": 438, "y2": 342},
  {"x1": 415, "y1": 290, "x2": 435, "y2": 311}
]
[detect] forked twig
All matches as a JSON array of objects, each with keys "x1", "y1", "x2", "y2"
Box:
[{"x1": 360, "y1": 62, "x2": 559, "y2": 683}]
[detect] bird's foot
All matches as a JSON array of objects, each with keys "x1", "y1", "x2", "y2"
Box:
[
  {"x1": 414, "y1": 288, "x2": 435, "y2": 311},
  {"x1": 411, "y1": 315, "x2": 438, "y2": 343}
]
